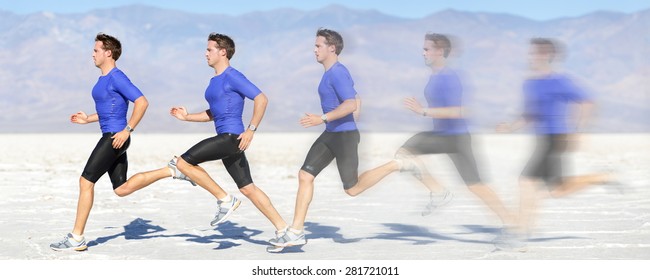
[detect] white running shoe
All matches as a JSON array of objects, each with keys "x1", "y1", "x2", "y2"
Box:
[
  {"x1": 395, "y1": 155, "x2": 423, "y2": 180},
  {"x1": 210, "y1": 196, "x2": 241, "y2": 226},
  {"x1": 422, "y1": 189, "x2": 454, "y2": 216},
  {"x1": 269, "y1": 229, "x2": 307, "y2": 247},
  {"x1": 50, "y1": 233, "x2": 88, "y2": 251},
  {"x1": 493, "y1": 228, "x2": 528, "y2": 252},
  {"x1": 168, "y1": 156, "x2": 197, "y2": 186}
]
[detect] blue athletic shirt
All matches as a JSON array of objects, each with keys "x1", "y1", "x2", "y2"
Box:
[
  {"x1": 92, "y1": 67, "x2": 144, "y2": 133},
  {"x1": 205, "y1": 66, "x2": 261, "y2": 134},
  {"x1": 318, "y1": 62, "x2": 358, "y2": 132},
  {"x1": 424, "y1": 67, "x2": 468, "y2": 135},
  {"x1": 523, "y1": 73, "x2": 590, "y2": 134}
]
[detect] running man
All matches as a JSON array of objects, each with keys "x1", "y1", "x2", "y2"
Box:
[
  {"x1": 353, "y1": 33, "x2": 515, "y2": 231},
  {"x1": 167, "y1": 33, "x2": 287, "y2": 239},
  {"x1": 50, "y1": 33, "x2": 149, "y2": 251},
  {"x1": 269, "y1": 28, "x2": 362, "y2": 247},
  {"x1": 496, "y1": 38, "x2": 612, "y2": 248},
  {"x1": 393, "y1": 34, "x2": 515, "y2": 229}
]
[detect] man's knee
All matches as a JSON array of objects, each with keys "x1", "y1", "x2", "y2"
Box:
[
  {"x1": 113, "y1": 182, "x2": 131, "y2": 197},
  {"x1": 344, "y1": 187, "x2": 360, "y2": 197},
  {"x1": 78, "y1": 176, "x2": 95, "y2": 191},
  {"x1": 298, "y1": 170, "x2": 315, "y2": 183},
  {"x1": 176, "y1": 157, "x2": 192, "y2": 173},
  {"x1": 521, "y1": 176, "x2": 545, "y2": 188},
  {"x1": 467, "y1": 182, "x2": 484, "y2": 191},
  {"x1": 114, "y1": 189, "x2": 128, "y2": 197},
  {"x1": 548, "y1": 184, "x2": 566, "y2": 198},
  {"x1": 239, "y1": 183, "x2": 257, "y2": 196}
]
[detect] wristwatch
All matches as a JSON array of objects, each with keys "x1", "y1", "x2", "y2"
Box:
[
  {"x1": 321, "y1": 114, "x2": 328, "y2": 124},
  {"x1": 125, "y1": 125, "x2": 134, "y2": 132},
  {"x1": 248, "y1": 124, "x2": 257, "y2": 132}
]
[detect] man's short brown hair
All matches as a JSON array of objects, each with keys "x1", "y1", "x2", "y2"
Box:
[
  {"x1": 95, "y1": 33, "x2": 122, "y2": 61},
  {"x1": 208, "y1": 33, "x2": 236, "y2": 60}
]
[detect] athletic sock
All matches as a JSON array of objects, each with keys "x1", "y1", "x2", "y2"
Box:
[
  {"x1": 167, "y1": 167, "x2": 175, "y2": 177},
  {"x1": 288, "y1": 227, "x2": 303, "y2": 234},
  {"x1": 71, "y1": 233, "x2": 84, "y2": 241},
  {"x1": 394, "y1": 159, "x2": 403, "y2": 170},
  {"x1": 220, "y1": 194, "x2": 232, "y2": 203},
  {"x1": 276, "y1": 226, "x2": 288, "y2": 236}
]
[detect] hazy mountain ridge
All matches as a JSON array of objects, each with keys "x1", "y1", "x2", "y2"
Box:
[{"x1": 0, "y1": 5, "x2": 647, "y2": 133}]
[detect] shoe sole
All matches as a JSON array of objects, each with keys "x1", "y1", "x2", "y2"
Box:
[
  {"x1": 179, "y1": 178, "x2": 197, "y2": 186},
  {"x1": 266, "y1": 241, "x2": 307, "y2": 253},
  {"x1": 269, "y1": 238, "x2": 307, "y2": 247},
  {"x1": 497, "y1": 246, "x2": 528, "y2": 253},
  {"x1": 493, "y1": 243, "x2": 528, "y2": 253},
  {"x1": 266, "y1": 246, "x2": 284, "y2": 253},
  {"x1": 421, "y1": 193, "x2": 453, "y2": 216},
  {"x1": 50, "y1": 245, "x2": 88, "y2": 252},
  {"x1": 173, "y1": 176, "x2": 197, "y2": 186},
  {"x1": 210, "y1": 199, "x2": 242, "y2": 226}
]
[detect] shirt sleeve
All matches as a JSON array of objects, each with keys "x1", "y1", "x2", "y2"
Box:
[
  {"x1": 329, "y1": 66, "x2": 357, "y2": 101},
  {"x1": 111, "y1": 70, "x2": 144, "y2": 102},
  {"x1": 228, "y1": 70, "x2": 262, "y2": 100},
  {"x1": 560, "y1": 76, "x2": 590, "y2": 102}
]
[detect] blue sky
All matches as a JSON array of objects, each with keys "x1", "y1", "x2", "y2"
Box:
[{"x1": 1, "y1": 0, "x2": 648, "y2": 20}]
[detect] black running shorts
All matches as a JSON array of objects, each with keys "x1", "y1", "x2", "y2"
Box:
[
  {"x1": 180, "y1": 133, "x2": 253, "y2": 188},
  {"x1": 301, "y1": 130, "x2": 360, "y2": 189},
  {"x1": 401, "y1": 132, "x2": 482, "y2": 186},
  {"x1": 521, "y1": 134, "x2": 569, "y2": 186},
  {"x1": 81, "y1": 133, "x2": 131, "y2": 189}
]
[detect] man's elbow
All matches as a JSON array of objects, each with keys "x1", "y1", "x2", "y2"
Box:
[
  {"x1": 346, "y1": 99, "x2": 357, "y2": 112},
  {"x1": 255, "y1": 93, "x2": 269, "y2": 106},
  {"x1": 136, "y1": 96, "x2": 149, "y2": 109}
]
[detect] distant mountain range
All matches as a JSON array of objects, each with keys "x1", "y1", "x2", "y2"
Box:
[{"x1": 0, "y1": 5, "x2": 648, "y2": 133}]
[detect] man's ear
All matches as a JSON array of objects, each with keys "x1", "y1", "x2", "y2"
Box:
[
  {"x1": 434, "y1": 47, "x2": 444, "y2": 57},
  {"x1": 219, "y1": 48, "x2": 227, "y2": 57},
  {"x1": 106, "y1": 49, "x2": 113, "y2": 58}
]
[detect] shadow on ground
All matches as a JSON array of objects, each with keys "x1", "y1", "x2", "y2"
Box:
[
  {"x1": 88, "y1": 218, "x2": 268, "y2": 250},
  {"x1": 88, "y1": 219, "x2": 585, "y2": 252}
]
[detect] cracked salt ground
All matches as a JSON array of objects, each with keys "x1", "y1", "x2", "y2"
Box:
[{"x1": 0, "y1": 133, "x2": 647, "y2": 262}]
